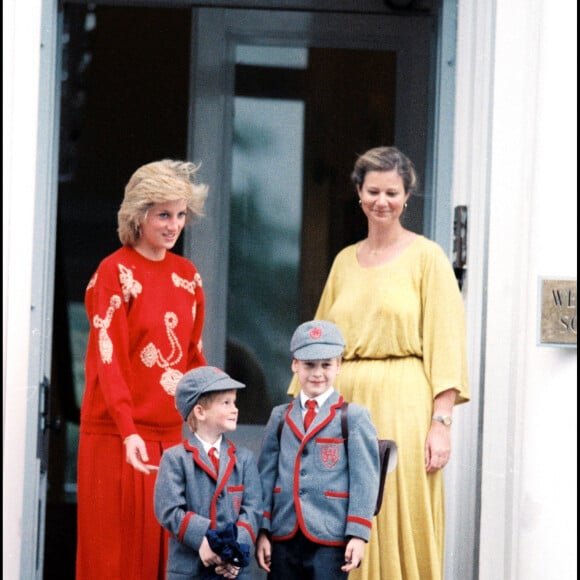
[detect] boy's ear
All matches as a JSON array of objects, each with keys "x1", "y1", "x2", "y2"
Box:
[
  {"x1": 192, "y1": 403, "x2": 206, "y2": 420},
  {"x1": 291, "y1": 358, "x2": 299, "y2": 373}
]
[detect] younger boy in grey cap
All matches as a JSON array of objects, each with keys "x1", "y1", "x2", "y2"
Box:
[
  {"x1": 154, "y1": 366, "x2": 263, "y2": 579},
  {"x1": 256, "y1": 320, "x2": 380, "y2": 579}
]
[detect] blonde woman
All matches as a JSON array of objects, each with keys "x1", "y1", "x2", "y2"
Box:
[{"x1": 76, "y1": 160, "x2": 209, "y2": 580}]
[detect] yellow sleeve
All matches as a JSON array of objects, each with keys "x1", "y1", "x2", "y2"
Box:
[{"x1": 421, "y1": 245, "x2": 470, "y2": 404}]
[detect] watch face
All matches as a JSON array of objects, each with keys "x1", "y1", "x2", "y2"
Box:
[{"x1": 434, "y1": 415, "x2": 452, "y2": 426}]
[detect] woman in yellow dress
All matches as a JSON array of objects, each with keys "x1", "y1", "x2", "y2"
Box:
[{"x1": 289, "y1": 146, "x2": 469, "y2": 580}]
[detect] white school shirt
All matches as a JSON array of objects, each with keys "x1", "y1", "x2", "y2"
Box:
[
  {"x1": 299, "y1": 387, "x2": 335, "y2": 420},
  {"x1": 194, "y1": 433, "x2": 223, "y2": 458}
]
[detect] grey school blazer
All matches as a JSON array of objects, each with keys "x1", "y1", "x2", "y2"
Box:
[
  {"x1": 154, "y1": 437, "x2": 263, "y2": 579},
  {"x1": 258, "y1": 390, "x2": 380, "y2": 545}
]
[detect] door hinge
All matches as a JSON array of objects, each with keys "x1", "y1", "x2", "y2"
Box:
[
  {"x1": 37, "y1": 376, "x2": 62, "y2": 474},
  {"x1": 453, "y1": 205, "x2": 468, "y2": 290}
]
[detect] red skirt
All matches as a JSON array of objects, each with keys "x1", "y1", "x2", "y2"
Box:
[{"x1": 76, "y1": 432, "x2": 178, "y2": 580}]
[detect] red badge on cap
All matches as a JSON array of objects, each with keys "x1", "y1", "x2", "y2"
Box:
[{"x1": 309, "y1": 327, "x2": 322, "y2": 339}]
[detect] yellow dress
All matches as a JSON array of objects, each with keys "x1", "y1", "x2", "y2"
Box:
[{"x1": 288, "y1": 235, "x2": 470, "y2": 580}]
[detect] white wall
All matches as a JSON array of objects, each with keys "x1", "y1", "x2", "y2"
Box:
[
  {"x1": 517, "y1": 0, "x2": 577, "y2": 577},
  {"x1": 474, "y1": 0, "x2": 577, "y2": 578}
]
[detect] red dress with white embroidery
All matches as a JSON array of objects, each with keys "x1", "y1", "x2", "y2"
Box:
[{"x1": 76, "y1": 245, "x2": 206, "y2": 580}]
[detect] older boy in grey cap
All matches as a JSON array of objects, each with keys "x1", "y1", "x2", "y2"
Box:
[
  {"x1": 256, "y1": 320, "x2": 380, "y2": 579},
  {"x1": 154, "y1": 366, "x2": 263, "y2": 579}
]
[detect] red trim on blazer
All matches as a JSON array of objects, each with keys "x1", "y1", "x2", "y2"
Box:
[
  {"x1": 272, "y1": 521, "x2": 300, "y2": 542},
  {"x1": 346, "y1": 515, "x2": 372, "y2": 529},
  {"x1": 183, "y1": 440, "x2": 216, "y2": 480},
  {"x1": 183, "y1": 439, "x2": 239, "y2": 529},
  {"x1": 209, "y1": 441, "x2": 237, "y2": 528},
  {"x1": 325, "y1": 491, "x2": 349, "y2": 498},
  {"x1": 178, "y1": 511, "x2": 194, "y2": 543},
  {"x1": 237, "y1": 520, "x2": 257, "y2": 544},
  {"x1": 290, "y1": 397, "x2": 348, "y2": 547}
]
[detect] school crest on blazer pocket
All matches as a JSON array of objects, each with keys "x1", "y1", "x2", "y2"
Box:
[
  {"x1": 319, "y1": 443, "x2": 341, "y2": 469},
  {"x1": 227, "y1": 485, "x2": 244, "y2": 515}
]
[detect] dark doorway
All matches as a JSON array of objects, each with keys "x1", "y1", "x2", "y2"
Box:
[
  {"x1": 45, "y1": 5, "x2": 191, "y2": 578},
  {"x1": 46, "y1": 4, "x2": 432, "y2": 578}
]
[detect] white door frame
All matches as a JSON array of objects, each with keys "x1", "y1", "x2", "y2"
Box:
[
  {"x1": 6, "y1": 2, "x2": 491, "y2": 579},
  {"x1": 4, "y1": 0, "x2": 62, "y2": 578}
]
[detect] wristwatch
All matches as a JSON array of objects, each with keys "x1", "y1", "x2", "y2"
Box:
[{"x1": 432, "y1": 415, "x2": 453, "y2": 426}]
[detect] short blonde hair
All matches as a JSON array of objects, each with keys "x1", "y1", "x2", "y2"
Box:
[{"x1": 117, "y1": 159, "x2": 209, "y2": 246}]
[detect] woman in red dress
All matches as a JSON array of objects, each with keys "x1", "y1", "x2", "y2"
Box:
[{"x1": 76, "y1": 159, "x2": 209, "y2": 580}]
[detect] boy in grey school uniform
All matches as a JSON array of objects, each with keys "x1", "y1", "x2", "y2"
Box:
[
  {"x1": 154, "y1": 366, "x2": 263, "y2": 580},
  {"x1": 256, "y1": 320, "x2": 380, "y2": 580}
]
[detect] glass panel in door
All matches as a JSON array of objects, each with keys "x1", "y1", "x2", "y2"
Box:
[{"x1": 226, "y1": 45, "x2": 400, "y2": 419}]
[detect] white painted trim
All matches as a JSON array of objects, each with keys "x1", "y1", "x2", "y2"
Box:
[
  {"x1": 3, "y1": 0, "x2": 61, "y2": 577},
  {"x1": 443, "y1": 1, "x2": 495, "y2": 577},
  {"x1": 3, "y1": 0, "x2": 44, "y2": 578},
  {"x1": 452, "y1": 0, "x2": 551, "y2": 578}
]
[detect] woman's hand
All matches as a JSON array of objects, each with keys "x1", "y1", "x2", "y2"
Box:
[
  {"x1": 424, "y1": 422, "x2": 451, "y2": 473},
  {"x1": 426, "y1": 388, "x2": 456, "y2": 472},
  {"x1": 123, "y1": 434, "x2": 159, "y2": 474}
]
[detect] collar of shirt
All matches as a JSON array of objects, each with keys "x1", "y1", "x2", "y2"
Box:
[
  {"x1": 194, "y1": 433, "x2": 223, "y2": 456},
  {"x1": 299, "y1": 387, "x2": 334, "y2": 414}
]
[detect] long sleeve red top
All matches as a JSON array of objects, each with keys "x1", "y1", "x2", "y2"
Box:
[{"x1": 81, "y1": 245, "x2": 207, "y2": 441}]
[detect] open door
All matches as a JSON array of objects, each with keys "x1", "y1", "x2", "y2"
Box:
[{"x1": 43, "y1": 3, "x2": 449, "y2": 578}]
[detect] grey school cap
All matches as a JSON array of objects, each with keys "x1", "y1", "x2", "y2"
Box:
[
  {"x1": 175, "y1": 366, "x2": 245, "y2": 420},
  {"x1": 290, "y1": 320, "x2": 346, "y2": 360}
]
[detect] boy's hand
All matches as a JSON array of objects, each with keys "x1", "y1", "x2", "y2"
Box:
[
  {"x1": 341, "y1": 537, "x2": 365, "y2": 572},
  {"x1": 215, "y1": 563, "x2": 241, "y2": 578},
  {"x1": 199, "y1": 536, "x2": 224, "y2": 568},
  {"x1": 255, "y1": 531, "x2": 272, "y2": 572}
]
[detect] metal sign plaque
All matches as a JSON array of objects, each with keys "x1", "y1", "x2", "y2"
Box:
[{"x1": 539, "y1": 278, "x2": 577, "y2": 347}]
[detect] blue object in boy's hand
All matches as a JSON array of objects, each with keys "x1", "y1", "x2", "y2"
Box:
[{"x1": 201, "y1": 522, "x2": 251, "y2": 579}]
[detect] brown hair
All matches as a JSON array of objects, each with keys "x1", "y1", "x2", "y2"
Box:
[
  {"x1": 185, "y1": 389, "x2": 237, "y2": 432},
  {"x1": 351, "y1": 146, "x2": 418, "y2": 196}
]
